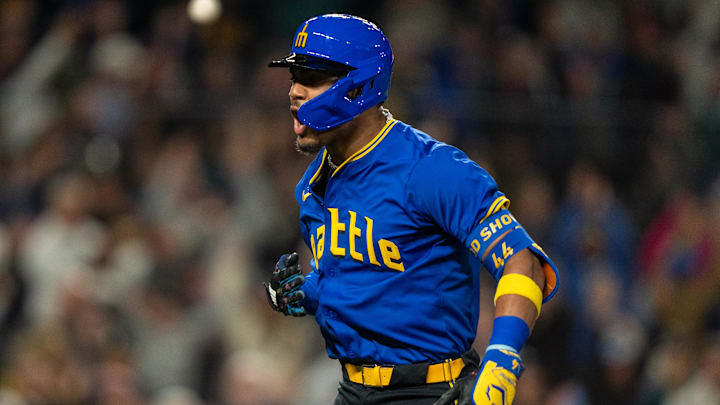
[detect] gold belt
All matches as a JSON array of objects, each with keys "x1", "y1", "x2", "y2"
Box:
[{"x1": 344, "y1": 356, "x2": 465, "y2": 387}]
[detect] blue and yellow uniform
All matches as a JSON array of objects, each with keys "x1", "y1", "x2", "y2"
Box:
[
  {"x1": 296, "y1": 119, "x2": 559, "y2": 364},
  {"x1": 267, "y1": 13, "x2": 560, "y2": 404}
]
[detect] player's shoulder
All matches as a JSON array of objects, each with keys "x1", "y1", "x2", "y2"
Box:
[
  {"x1": 393, "y1": 122, "x2": 485, "y2": 175},
  {"x1": 392, "y1": 122, "x2": 497, "y2": 196},
  {"x1": 387, "y1": 121, "x2": 463, "y2": 162}
]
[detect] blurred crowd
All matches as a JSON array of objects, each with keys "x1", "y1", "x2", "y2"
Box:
[{"x1": 0, "y1": 0, "x2": 718, "y2": 404}]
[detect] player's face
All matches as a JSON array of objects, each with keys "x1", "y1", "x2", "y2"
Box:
[{"x1": 288, "y1": 67, "x2": 339, "y2": 154}]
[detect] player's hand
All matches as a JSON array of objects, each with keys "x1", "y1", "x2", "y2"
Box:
[
  {"x1": 433, "y1": 348, "x2": 524, "y2": 405},
  {"x1": 264, "y1": 252, "x2": 306, "y2": 317}
]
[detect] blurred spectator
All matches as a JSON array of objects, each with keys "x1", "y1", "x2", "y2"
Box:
[
  {"x1": 0, "y1": 6, "x2": 83, "y2": 156},
  {"x1": 19, "y1": 172, "x2": 106, "y2": 324},
  {"x1": 552, "y1": 160, "x2": 636, "y2": 306},
  {"x1": 590, "y1": 314, "x2": 647, "y2": 403},
  {"x1": 636, "y1": 190, "x2": 718, "y2": 334},
  {"x1": 663, "y1": 336, "x2": 720, "y2": 405},
  {"x1": 216, "y1": 351, "x2": 294, "y2": 405},
  {"x1": 127, "y1": 267, "x2": 221, "y2": 395},
  {"x1": 550, "y1": 161, "x2": 636, "y2": 374},
  {"x1": 637, "y1": 333, "x2": 698, "y2": 405}
]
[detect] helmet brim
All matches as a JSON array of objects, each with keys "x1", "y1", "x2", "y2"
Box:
[{"x1": 268, "y1": 53, "x2": 352, "y2": 76}]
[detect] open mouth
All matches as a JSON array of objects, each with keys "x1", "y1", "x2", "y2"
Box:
[{"x1": 290, "y1": 107, "x2": 306, "y2": 136}]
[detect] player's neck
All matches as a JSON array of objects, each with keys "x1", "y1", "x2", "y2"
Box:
[{"x1": 326, "y1": 107, "x2": 388, "y2": 164}]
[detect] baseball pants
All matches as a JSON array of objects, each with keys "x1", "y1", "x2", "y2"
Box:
[{"x1": 334, "y1": 349, "x2": 480, "y2": 405}]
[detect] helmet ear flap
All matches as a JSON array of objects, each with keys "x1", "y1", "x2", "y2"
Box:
[
  {"x1": 297, "y1": 75, "x2": 359, "y2": 130},
  {"x1": 297, "y1": 64, "x2": 392, "y2": 131}
]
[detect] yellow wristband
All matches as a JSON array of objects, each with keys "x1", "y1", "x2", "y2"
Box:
[{"x1": 494, "y1": 273, "x2": 543, "y2": 317}]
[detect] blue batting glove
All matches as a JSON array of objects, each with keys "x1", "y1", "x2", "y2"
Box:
[{"x1": 264, "y1": 252, "x2": 306, "y2": 317}]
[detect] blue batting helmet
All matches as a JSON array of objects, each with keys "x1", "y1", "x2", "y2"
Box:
[{"x1": 269, "y1": 14, "x2": 394, "y2": 131}]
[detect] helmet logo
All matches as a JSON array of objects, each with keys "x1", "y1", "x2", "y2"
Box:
[{"x1": 295, "y1": 23, "x2": 309, "y2": 48}]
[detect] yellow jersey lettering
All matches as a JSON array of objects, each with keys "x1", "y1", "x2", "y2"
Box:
[
  {"x1": 501, "y1": 214, "x2": 512, "y2": 225},
  {"x1": 319, "y1": 210, "x2": 403, "y2": 270},
  {"x1": 492, "y1": 253, "x2": 504, "y2": 269},
  {"x1": 328, "y1": 208, "x2": 346, "y2": 257},
  {"x1": 502, "y1": 242, "x2": 514, "y2": 259},
  {"x1": 365, "y1": 216, "x2": 381, "y2": 266},
  {"x1": 480, "y1": 227, "x2": 492, "y2": 242},
  {"x1": 316, "y1": 225, "x2": 325, "y2": 260},
  {"x1": 470, "y1": 239, "x2": 481, "y2": 256},
  {"x1": 378, "y1": 239, "x2": 404, "y2": 272},
  {"x1": 488, "y1": 218, "x2": 502, "y2": 234},
  {"x1": 348, "y1": 211, "x2": 363, "y2": 262},
  {"x1": 295, "y1": 23, "x2": 309, "y2": 48}
]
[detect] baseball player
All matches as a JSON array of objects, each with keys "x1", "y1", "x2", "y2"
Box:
[{"x1": 265, "y1": 14, "x2": 559, "y2": 405}]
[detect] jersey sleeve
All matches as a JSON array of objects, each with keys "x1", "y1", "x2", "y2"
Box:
[
  {"x1": 405, "y1": 144, "x2": 509, "y2": 246},
  {"x1": 406, "y1": 144, "x2": 559, "y2": 301}
]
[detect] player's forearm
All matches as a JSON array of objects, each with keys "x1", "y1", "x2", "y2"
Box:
[
  {"x1": 495, "y1": 248, "x2": 545, "y2": 330},
  {"x1": 440, "y1": 250, "x2": 546, "y2": 405}
]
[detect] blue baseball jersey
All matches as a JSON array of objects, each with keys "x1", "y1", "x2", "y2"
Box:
[{"x1": 295, "y1": 119, "x2": 558, "y2": 364}]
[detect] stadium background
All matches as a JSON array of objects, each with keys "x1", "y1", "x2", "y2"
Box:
[{"x1": 0, "y1": 0, "x2": 719, "y2": 404}]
